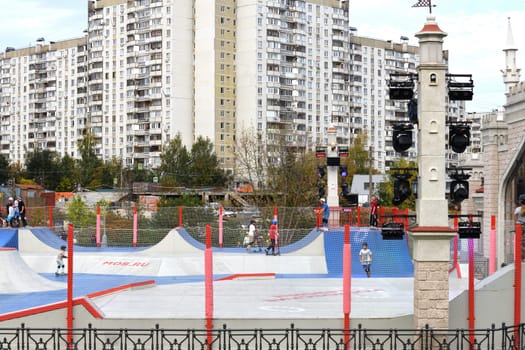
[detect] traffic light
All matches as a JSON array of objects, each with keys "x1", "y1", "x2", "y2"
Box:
[
  {"x1": 388, "y1": 74, "x2": 415, "y2": 100},
  {"x1": 341, "y1": 183, "x2": 350, "y2": 196},
  {"x1": 447, "y1": 74, "x2": 474, "y2": 101},
  {"x1": 392, "y1": 124, "x2": 413, "y2": 153},
  {"x1": 448, "y1": 169, "x2": 470, "y2": 204},
  {"x1": 392, "y1": 174, "x2": 411, "y2": 206},
  {"x1": 318, "y1": 166, "x2": 325, "y2": 178},
  {"x1": 339, "y1": 165, "x2": 348, "y2": 177},
  {"x1": 449, "y1": 124, "x2": 471, "y2": 153},
  {"x1": 457, "y1": 220, "x2": 481, "y2": 239},
  {"x1": 318, "y1": 184, "x2": 325, "y2": 198},
  {"x1": 341, "y1": 183, "x2": 358, "y2": 207},
  {"x1": 450, "y1": 178, "x2": 470, "y2": 204},
  {"x1": 450, "y1": 180, "x2": 469, "y2": 203},
  {"x1": 381, "y1": 222, "x2": 405, "y2": 240}
]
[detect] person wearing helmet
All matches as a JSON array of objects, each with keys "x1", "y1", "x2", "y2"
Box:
[
  {"x1": 55, "y1": 245, "x2": 67, "y2": 276},
  {"x1": 265, "y1": 219, "x2": 279, "y2": 255}
]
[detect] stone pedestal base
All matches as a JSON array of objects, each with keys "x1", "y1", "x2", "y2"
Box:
[{"x1": 409, "y1": 227, "x2": 456, "y2": 329}]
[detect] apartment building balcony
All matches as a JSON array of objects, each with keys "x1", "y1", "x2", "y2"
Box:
[{"x1": 267, "y1": 0, "x2": 285, "y2": 9}]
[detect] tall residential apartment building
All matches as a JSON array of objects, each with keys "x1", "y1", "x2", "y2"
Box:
[{"x1": 0, "y1": 0, "x2": 465, "y2": 180}]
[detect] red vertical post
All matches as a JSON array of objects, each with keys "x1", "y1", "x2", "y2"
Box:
[
  {"x1": 448, "y1": 215, "x2": 461, "y2": 278},
  {"x1": 96, "y1": 205, "x2": 101, "y2": 247},
  {"x1": 343, "y1": 224, "x2": 351, "y2": 346},
  {"x1": 178, "y1": 206, "x2": 183, "y2": 227},
  {"x1": 205, "y1": 224, "x2": 214, "y2": 347},
  {"x1": 133, "y1": 206, "x2": 138, "y2": 248},
  {"x1": 273, "y1": 205, "x2": 279, "y2": 237},
  {"x1": 468, "y1": 237, "x2": 475, "y2": 343},
  {"x1": 49, "y1": 206, "x2": 53, "y2": 229},
  {"x1": 357, "y1": 206, "x2": 361, "y2": 228},
  {"x1": 489, "y1": 215, "x2": 496, "y2": 275},
  {"x1": 515, "y1": 223, "x2": 522, "y2": 346},
  {"x1": 66, "y1": 223, "x2": 74, "y2": 348},
  {"x1": 404, "y1": 208, "x2": 409, "y2": 229},
  {"x1": 218, "y1": 206, "x2": 223, "y2": 248}
]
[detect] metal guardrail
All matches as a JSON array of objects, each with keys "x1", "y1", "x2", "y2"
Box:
[{"x1": 0, "y1": 323, "x2": 524, "y2": 350}]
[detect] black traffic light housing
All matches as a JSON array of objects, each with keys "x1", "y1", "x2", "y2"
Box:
[
  {"x1": 340, "y1": 183, "x2": 358, "y2": 207},
  {"x1": 449, "y1": 123, "x2": 471, "y2": 153},
  {"x1": 447, "y1": 74, "x2": 474, "y2": 101},
  {"x1": 392, "y1": 123, "x2": 414, "y2": 153},
  {"x1": 388, "y1": 73, "x2": 416, "y2": 100},
  {"x1": 449, "y1": 168, "x2": 471, "y2": 204},
  {"x1": 457, "y1": 221, "x2": 481, "y2": 239},
  {"x1": 381, "y1": 222, "x2": 405, "y2": 240},
  {"x1": 318, "y1": 165, "x2": 325, "y2": 178},
  {"x1": 339, "y1": 165, "x2": 348, "y2": 177},
  {"x1": 392, "y1": 173, "x2": 412, "y2": 206}
]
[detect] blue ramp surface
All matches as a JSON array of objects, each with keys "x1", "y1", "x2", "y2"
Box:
[
  {"x1": 324, "y1": 228, "x2": 413, "y2": 277},
  {"x1": 0, "y1": 229, "x2": 18, "y2": 248}
]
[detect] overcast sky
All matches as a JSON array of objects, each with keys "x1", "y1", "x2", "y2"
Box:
[{"x1": 1, "y1": 0, "x2": 525, "y2": 112}]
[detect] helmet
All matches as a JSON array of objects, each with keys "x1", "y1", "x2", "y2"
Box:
[
  {"x1": 8, "y1": 197, "x2": 13, "y2": 201},
  {"x1": 320, "y1": 198, "x2": 325, "y2": 202},
  {"x1": 272, "y1": 219, "x2": 278, "y2": 224},
  {"x1": 60, "y1": 245, "x2": 66, "y2": 251}
]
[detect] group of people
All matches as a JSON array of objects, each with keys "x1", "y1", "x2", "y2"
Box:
[
  {"x1": 243, "y1": 219, "x2": 279, "y2": 255},
  {"x1": 3, "y1": 196, "x2": 27, "y2": 227}
]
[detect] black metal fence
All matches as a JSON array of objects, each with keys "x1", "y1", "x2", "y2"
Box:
[{"x1": 1, "y1": 323, "x2": 525, "y2": 350}]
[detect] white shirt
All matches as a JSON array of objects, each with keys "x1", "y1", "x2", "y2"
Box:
[
  {"x1": 359, "y1": 248, "x2": 372, "y2": 264},
  {"x1": 248, "y1": 223, "x2": 256, "y2": 239},
  {"x1": 515, "y1": 206, "x2": 525, "y2": 224}
]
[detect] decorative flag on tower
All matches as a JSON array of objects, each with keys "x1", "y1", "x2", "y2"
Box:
[{"x1": 412, "y1": 0, "x2": 435, "y2": 13}]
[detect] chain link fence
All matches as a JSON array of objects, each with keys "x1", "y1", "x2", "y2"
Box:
[{"x1": 24, "y1": 204, "x2": 493, "y2": 277}]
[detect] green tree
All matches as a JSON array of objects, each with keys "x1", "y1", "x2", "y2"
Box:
[
  {"x1": 234, "y1": 128, "x2": 267, "y2": 193},
  {"x1": 267, "y1": 149, "x2": 320, "y2": 207},
  {"x1": 66, "y1": 195, "x2": 95, "y2": 229},
  {"x1": 25, "y1": 149, "x2": 61, "y2": 190},
  {"x1": 77, "y1": 132, "x2": 103, "y2": 189},
  {"x1": 341, "y1": 134, "x2": 374, "y2": 185},
  {"x1": 0, "y1": 154, "x2": 9, "y2": 184},
  {"x1": 190, "y1": 136, "x2": 229, "y2": 186},
  {"x1": 159, "y1": 134, "x2": 191, "y2": 186}
]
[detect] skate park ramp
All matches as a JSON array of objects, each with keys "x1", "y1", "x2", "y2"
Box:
[
  {"x1": 0, "y1": 248, "x2": 64, "y2": 294},
  {"x1": 323, "y1": 228, "x2": 414, "y2": 277},
  {"x1": 17, "y1": 227, "x2": 414, "y2": 277},
  {"x1": 0, "y1": 229, "x2": 18, "y2": 249},
  {"x1": 18, "y1": 227, "x2": 329, "y2": 276}
]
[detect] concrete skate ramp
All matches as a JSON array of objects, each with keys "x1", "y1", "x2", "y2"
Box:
[
  {"x1": 324, "y1": 228, "x2": 414, "y2": 277},
  {"x1": 0, "y1": 230, "x2": 18, "y2": 248},
  {"x1": 0, "y1": 248, "x2": 64, "y2": 293},
  {"x1": 19, "y1": 227, "x2": 328, "y2": 276}
]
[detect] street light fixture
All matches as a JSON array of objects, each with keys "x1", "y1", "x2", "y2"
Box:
[
  {"x1": 392, "y1": 123, "x2": 414, "y2": 153},
  {"x1": 388, "y1": 73, "x2": 416, "y2": 100},
  {"x1": 448, "y1": 167, "x2": 471, "y2": 204},
  {"x1": 448, "y1": 122, "x2": 471, "y2": 153},
  {"x1": 447, "y1": 74, "x2": 474, "y2": 101}
]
